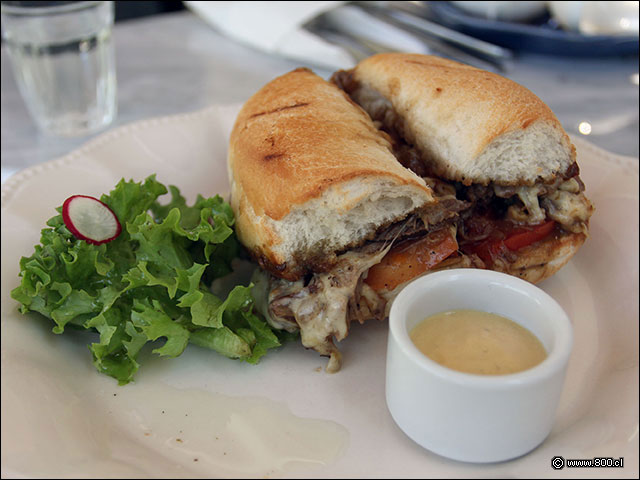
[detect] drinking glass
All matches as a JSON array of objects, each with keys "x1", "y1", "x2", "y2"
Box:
[{"x1": 1, "y1": 1, "x2": 117, "y2": 136}]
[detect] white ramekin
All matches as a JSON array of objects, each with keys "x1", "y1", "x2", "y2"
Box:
[{"x1": 386, "y1": 269, "x2": 573, "y2": 463}]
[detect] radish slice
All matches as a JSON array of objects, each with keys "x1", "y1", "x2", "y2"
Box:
[{"x1": 62, "y1": 195, "x2": 122, "y2": 245}]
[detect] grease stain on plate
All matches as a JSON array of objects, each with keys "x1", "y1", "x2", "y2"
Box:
[{"x1": 109, "y1": 382, "x2": 350, "y2": 477}]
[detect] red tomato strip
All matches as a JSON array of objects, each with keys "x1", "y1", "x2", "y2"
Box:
[
  {"x1": 365, "y1": 228, "x2": 458, "y2": 292},
  {"x1": 463, "y1": 220, "x2": 556, "y2": 265},
  {"x1": 504, "y1": 220, "x2": 555, "y2": 251}
]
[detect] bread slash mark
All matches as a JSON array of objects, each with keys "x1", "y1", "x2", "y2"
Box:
[
  {"x1": 263, "y1": 153, "x2": 286, "y2": 161},
  {"x1": 249, "y1": 102, "x2": 310, "y2": 119}
]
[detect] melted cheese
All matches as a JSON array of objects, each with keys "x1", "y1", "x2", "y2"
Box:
[
  {"x1": 514, "y1": 185, "x2": 546, "y2": 225},
  {"x1": 266, "y1": 247, "x2": 389, "y2": 373},
  {"x1": 542, "y1": 190, "x2": 593, "y2": 234},
  {"x1": 497, "y1": 179, "x2": 592, "y2": 232}
]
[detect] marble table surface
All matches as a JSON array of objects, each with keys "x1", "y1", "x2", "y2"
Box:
[{"x1": 2, "y1": 10, "x2": 638, "y2": 185}]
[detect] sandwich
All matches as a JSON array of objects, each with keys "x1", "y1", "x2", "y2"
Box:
[{"x1": 227, "y1": 54, "x2": 594, "y2": 372}]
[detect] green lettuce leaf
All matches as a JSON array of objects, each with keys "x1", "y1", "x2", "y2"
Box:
[{"x1": 11, "y1": 175, "x2": 293, "y2": 385}]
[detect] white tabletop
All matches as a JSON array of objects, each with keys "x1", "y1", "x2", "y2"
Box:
[{"x1": 2, "y1": 11, "x2": 639, "y2": 185}]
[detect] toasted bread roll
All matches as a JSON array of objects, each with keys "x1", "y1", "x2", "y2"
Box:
[
  {"x1": 335, "y1": 53, "x2": 577, "y2": 186},
  {"x1": 228, "y1": 68, "x2": 435, "y2": 280}
]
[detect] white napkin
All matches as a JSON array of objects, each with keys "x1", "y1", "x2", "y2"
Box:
[
  {"x1": 184, "y1": 1, "x2": 431, "y2": 71},
  {"x1": 184, "y1": 1, "x2": 355, "y2": 71}
]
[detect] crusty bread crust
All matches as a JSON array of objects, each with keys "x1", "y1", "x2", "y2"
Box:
[
  {"x1": 348, "y1": 54, "x2": 577, "y2": 186},
  {"x1": 498, "y1": 231, "x2": 587, "y2": 284},
  {"x1": 228, "y1": 68, "x2": 435, "y2": 280}
]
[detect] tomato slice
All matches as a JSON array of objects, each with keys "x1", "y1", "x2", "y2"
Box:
[
  {"x1": 503, "y1": 220, "x2": 555, "y2": 251},
  {"x1": 462, "y1": 220, "x2": 556, "y2": 265},
  {"x1": 365, "y1": 228, "x2": 458, "y2": 292}
]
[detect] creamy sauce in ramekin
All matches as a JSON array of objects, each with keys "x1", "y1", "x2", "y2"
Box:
[{"x1": 410, "y1": 309, "x2": 547, "y2": 375}]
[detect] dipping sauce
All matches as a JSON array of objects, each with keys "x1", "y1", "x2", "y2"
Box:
[{"x1": 410, "y1": 309, "x2": 547, "y2": 375}]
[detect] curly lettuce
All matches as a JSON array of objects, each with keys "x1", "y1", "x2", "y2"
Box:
[{"x1": 11, "y1": 175, "x2": 291, "y2": 384}]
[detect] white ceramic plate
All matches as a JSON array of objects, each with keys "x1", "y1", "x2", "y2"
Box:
[{"x1": 1, "y1": 106, "x2": 638, "y2": 478}]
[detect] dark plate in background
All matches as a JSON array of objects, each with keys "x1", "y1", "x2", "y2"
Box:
[{"x1": 426, "y1": 1, "x2": 639, "y2": 56}]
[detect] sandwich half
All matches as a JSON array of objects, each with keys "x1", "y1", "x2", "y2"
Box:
[
  {"x1": 332, "y1": 53, "x2": 594, "y2": 295},
  {"x1": 228, "y1": 67, "x2": 451, "y2": 371},
  {"x1": 228, "y1": 55, "x2": 594, "y2": 371}
]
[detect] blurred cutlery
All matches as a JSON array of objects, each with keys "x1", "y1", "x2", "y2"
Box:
[
  {"x1": 307, "y1": 4, "x2": 432, "y2": 56},
  {"x1": 359, "y1": 2, "x2": 513, "y2": 68}
]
